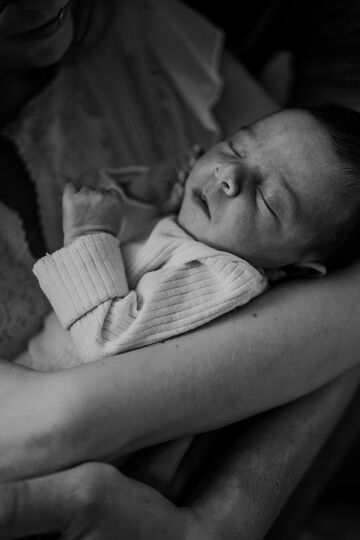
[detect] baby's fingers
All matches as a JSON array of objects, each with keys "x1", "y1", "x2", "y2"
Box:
[
  {"x1": 62, "y1": 182, "x2": 73, "y2": 208},
  {"x1": 187, "y1": 145, "x2": 204, "y2": 170},
  {"x1": 177, "y1": 144, "x2": 204, "y2": 184},
  {"x1": 62, "y1": 182, "x2": 79, "y2": 207},
  {"x1": 160, "y1": 182, "x2": 185, "y2": 214},
  {"x1": 63, "y1": 182, "x2": 77, "y2": 197},
  {"x1": 188, "y1": 144, "x2": 204, "y2": 169}
]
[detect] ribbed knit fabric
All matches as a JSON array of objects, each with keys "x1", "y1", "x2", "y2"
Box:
[{"x1": 32, "y1": 217, "x2": 267, "y2": 365}]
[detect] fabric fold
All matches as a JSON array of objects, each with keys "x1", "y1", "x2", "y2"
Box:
[{"x1": 33, "y1": 233, "x2": 128, "y2": 329}]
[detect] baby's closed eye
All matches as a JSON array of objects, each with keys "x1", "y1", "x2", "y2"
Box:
[{"x1": 256, "y1": 187, "x2": 278, "y2": 219}]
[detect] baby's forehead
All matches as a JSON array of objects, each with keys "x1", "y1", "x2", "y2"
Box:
[
  {"x1": 262, "y1": 112, "x2": 334, "y2": 170},
  {"x1": 262, "y1": 123, "x2": 341, "y2": 221},
  {"x1": 292, "y1": 167, "x2": 352, "y2": 242},
  {"x1": 255, "y1": 108, "x2": 311, "y2": 127},
  {"x1": 234, "y1": 109, "x2": 338, "y2": 200},
  {"x1": 252, "y1": 110, "x2": 323, "y2": 143}
]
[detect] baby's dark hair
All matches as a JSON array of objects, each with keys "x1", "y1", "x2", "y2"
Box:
[{"x1": 304, "y1": 103, "x2": 360, "y2": 270}]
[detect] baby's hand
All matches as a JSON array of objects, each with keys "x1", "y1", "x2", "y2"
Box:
[
  {"x1": 118, "y1": 145, "x2": 204, "y2": 214},
  {"x1": 160, "y1": 145, "x2": 204, "y2": 214},
  {"x1": 62, "y1": 183, "x2": 123, "y2": 246},
  {"x1": 149, "y1": 144, "x2": 204, "y2": 214}
]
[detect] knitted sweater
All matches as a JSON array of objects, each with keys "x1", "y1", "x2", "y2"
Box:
[{"x1": 30, "y1": 216, "x2": 267, "y2": 368}]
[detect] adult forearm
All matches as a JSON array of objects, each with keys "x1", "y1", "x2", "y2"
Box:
[
  {"x1": 214, "y1": 49, "x2": 280, "y2": 136},
  {"x1": 2, "y1": 262, "x2": 359, "y2": 479},
  {"x1": 63, "y1": 262, "x2": 360, "y2": 466},
  {"x1": 186, "y1": 371, "x2": 360, "y2": 540},
  {"x1": 1, "y1": 376, "x2": 356, "y2": 540},
  {"x1": 0, "y1": 361, "x2": 78, "y2": 481}
]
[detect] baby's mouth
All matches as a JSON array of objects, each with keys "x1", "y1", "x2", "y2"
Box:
[{"x1": 193, "y1": 189, "x2": 211, "y2": 218}]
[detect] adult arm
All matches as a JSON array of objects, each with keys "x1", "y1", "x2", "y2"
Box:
[
  {"x1": 61, "y1": 259, "x2": 360, "y2": 463},
  {"x1": 174, "y1": 371, "x2": 360, "y2": 539},
  {"x1": 0, "y1": 462, "x2": 191, "y2": 540},
  {"x1": 0, "y1": 373, "x2": 357, "y2": 540},
  {"x1": 213, "y1": 49, "x2": 280, "y2": 136},
  {"x1": 0, "y1": 256, "x2": 359, "y2": 482}
]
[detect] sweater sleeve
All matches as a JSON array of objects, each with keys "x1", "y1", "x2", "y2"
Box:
[{"x1": 33, "y1": 232, "x2": 267, "y2": 362}]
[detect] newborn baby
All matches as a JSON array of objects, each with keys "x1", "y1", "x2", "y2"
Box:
[
  {"x1": 20, "y1": 105, "x2": 360, "y2": 370},
  {"x1": 178, "y1": 105, "x2": 360, "y2": 273}
]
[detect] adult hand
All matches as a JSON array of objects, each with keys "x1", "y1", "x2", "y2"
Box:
[
  {"x1": 0, "y1": 462, "x2": 202, "y2": 540},
  {"x1": 62, "y1": 183, "x2": 123, "y2": 245}
]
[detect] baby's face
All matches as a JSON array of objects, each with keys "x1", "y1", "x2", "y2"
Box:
[{"x1": 178, "y1": 110, "x2": 342, "y2": 268}]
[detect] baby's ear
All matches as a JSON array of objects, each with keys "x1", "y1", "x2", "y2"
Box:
[{"x1": 266, "y1": 261, "x2": 327, "y2": 283}]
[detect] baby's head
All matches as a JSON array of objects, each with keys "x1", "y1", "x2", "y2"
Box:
[{"x1": 178, "y1": 105, "x2": 360, "y2": 273}]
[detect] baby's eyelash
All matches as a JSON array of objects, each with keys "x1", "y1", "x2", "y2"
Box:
[{"x1": 257, "y1": 187, "x2": 278, "y2": 219}]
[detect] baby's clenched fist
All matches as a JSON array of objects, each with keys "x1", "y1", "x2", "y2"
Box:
[{"x1": 63, "y1": 183, "x2": 123, "y2": 246}]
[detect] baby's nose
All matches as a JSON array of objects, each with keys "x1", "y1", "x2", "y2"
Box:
[{"x1": 214, "y1": 162, "x2": 242, "y2": 197}]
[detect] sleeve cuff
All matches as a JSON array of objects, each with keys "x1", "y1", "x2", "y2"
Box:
[{"x1": 33, "y1": 233, "x2": 129, "y2": 329}]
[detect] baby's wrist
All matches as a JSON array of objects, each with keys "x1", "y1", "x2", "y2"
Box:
[{"x1": 64, "y1": 227, "x2": 117, "y2": 246}]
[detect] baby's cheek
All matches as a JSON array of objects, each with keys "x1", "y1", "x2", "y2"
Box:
[
  {"x1": 188, "y1": 160, "x2": 209, "y2": 186},
  {"x1": 178, "y1": 192, "x2": 195, "y2": 229}
]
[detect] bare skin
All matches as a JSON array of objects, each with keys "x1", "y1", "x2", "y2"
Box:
[
  {"x1": 0, "y1": 250, "x2": 359, "y2": 482},
  {"x1": 0, "y1": 373, "x2": 358, "y2": 539}
]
